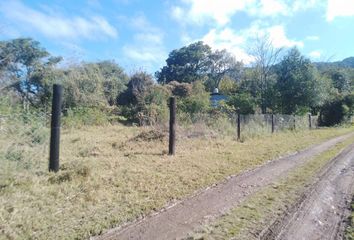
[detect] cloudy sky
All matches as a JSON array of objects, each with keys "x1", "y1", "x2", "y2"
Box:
[{"x1": 1, "y1": 0, "x2": 354, "y2": 73}]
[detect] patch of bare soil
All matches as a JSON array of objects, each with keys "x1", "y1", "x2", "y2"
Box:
[
  {"x1": 92, "y1": 132, "x2": 354, "y2": 240},
  {"x1": 261, "y1": 143, "x2": 354, "y2": 240}
]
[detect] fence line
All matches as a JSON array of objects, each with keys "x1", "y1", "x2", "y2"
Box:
[{"x1": 174, "y1": 113, "x2": 318, "y2": 139}]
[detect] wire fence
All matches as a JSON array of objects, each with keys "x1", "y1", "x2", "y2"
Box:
[{"x1": 172, "y1": 112, "x2": 317, "y2": 142}]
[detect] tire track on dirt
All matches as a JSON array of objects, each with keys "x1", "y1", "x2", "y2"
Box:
[
  {"x1": 93, "y1": 132, "x2": 354, "y2": 240},
  {"x1": 266, "y1": 142, "x2": 354, "y2": 240}
]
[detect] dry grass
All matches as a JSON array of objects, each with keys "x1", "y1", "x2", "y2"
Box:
[
  {"x1": 0, "y1": 123, "x2": 353, "y2": 239},
  {"x1": 185, "y1": 135, "x2": 354, "y2": 240}
]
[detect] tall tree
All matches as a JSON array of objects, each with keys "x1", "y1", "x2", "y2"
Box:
[
  {"x1": 155, "y1": 41, "x2": 211, "y2": 84},
  {"x1": 249, "y1": 35, "x2": 283, "y2": 113},
  {"x1": 205, "y1": 49, "x2": 243, "y2": 91},
  {"x1": 275, "y1": 47, "x2": 326, "y2": 114},
  {"x1": 0, "y1": 38, "x2": 61, "y2": 107},
  {"x1": 96, "y1": 60, "x2": 129, "y2": 105},
  {"x1": 322, "y1": 68, "x2": 351, "y2": 94}
]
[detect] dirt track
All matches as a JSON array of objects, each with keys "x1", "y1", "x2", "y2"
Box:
[
  {"x1": 268, "y1": 142, "x2": 354, "y2": 240},
  {"x1": 93, "y1": 132, "x2": 354, "y2": 240}
]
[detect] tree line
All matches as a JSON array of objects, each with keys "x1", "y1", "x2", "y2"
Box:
[{"x1": 1, "y1": 38, "x2": 354, "y2": 126}]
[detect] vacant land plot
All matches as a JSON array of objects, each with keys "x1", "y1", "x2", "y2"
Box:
[{"x1": 0, "y1": 124, "x2": 353, "y2": 239}]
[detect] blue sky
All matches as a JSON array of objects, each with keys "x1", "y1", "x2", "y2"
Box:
[{"x1": 1, "y1": 0, "x2": 354, "y2": 73}]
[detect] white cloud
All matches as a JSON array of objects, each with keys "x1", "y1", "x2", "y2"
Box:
[
  {"x1": 171, "y1": 0, "x2": 251, "y2": 26},
  {"x1": 122, "y1": 14, "x2": 166, "y2": 71},
  {"x1": 327, "y1": 0, "x2": 354, "y2": 21},
  {"x1": 306, "y1": 35, "x2": 320, "y2": 41},
  {"x1": 309, "y1": 50, "x2": 322, "y2": 58},
  {"x1": 247, "y1": 0, "x2": 288, "y2": 17},
  {"x1": 171, "y1": 0, "x2": 323, "y2": 26},
  {"x1": 202, "y1": 28, "x2": 254, "y2": 64},
  {"x1": 292, "y1": 0, "x2": 322, "y2": 12},
  {"x1": 0, "y1": 0, "x2": 118, "y2": 39},
  {"x1": 266, "y1": 25, "x2": 303, "y2": 48},
  {"x1": 198, "y1": 22, "x2": 303, "y2": 64}
]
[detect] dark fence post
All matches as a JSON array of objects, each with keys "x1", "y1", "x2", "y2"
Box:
[
  {"x1": 308, "y1": 113, "x2": 312, "y2": 129},
  {"x1": 293, "y1": 115, "x2": 296, "y2": 130},
  {"x1": 49, "y1": 84, "x2": 63, "y2": 172},
  {"x1": 169, "y1": 97, "x2": 176, "y2": 155},
  {"x1": 237, "y1": 113, "x2": 241, "y2": 141},
  {"x1": 271, "y1": 114, "x2": 275, "y2": 133}
]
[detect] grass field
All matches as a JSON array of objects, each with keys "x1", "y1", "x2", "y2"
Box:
[{"x1": 1, "y1": 122, "x2": 353, "y2": 239}]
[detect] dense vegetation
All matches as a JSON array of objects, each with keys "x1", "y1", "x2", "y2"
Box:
[{"x1": 1, "y1": 37, "x2": 354, "y2": 126}]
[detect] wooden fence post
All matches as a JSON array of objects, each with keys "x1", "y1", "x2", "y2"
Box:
[
  {"x1": 237, "y1": 113, "x2": 241, "y2": 141},
  {"x1": 49, "y1": 84, "x2": 62, "y2": 172},
  {"x1": 169, "y1": 97, "x2": 176, "y2": 155},
  {"x1": 308, "y1": 113, "x2": 312, "y2": 129},
  {"x1": 293, "y1": 115, "x2": 296, "y2": 130},
  {"x1": 271, "y1": 114, "x2": 275, "y2": 133}
]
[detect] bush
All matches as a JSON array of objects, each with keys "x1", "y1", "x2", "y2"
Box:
[
  {"x1": 118, "y1": 72, "x2": 170, "y2": 125},
  {"x1": 178, "y1": 81, "x2": 210, "y2": 117},
  {"x1": 319, "y1": 93, "x2": 354, "y2": 126},
  {"x1": 166, "y1": 81, "x2": 192, "y2": 97},
  {"x1": 63, "y1": 107, "x2": 110, "y2": 128},
  {"x1": 227, "y1": 93, "x2": 256, "y2": 114}
]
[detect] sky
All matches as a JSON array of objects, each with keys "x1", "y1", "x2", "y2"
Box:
[{"x1": 1, "y1": 0, "x2": 354, "y2": 73}]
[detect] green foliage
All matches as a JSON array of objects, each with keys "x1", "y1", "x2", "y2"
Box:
[
  {"x1": 218, "y1": 76, "x2": 238, "y2": 96},
  {"x1": 322, "y1": 67, "x2": 351, "y2": 94},
  {"x1": 143, "y1": 85, "x2": 170, "y2": 124},
  {"x1": 204, "y1": 49, "x2": 243, "y2": 91},
  {"x1": 97, "y1": 61, "x2": 129, "y2": 105},
  {"x1": 178, "y1": 81, "x2": 210, "y2": 117},
  {"x1": 319, "y1": 93, "x2": 354, "y2": 126},
  {"x1": 118, "y1": 71, "x2": 154, "y2": 106},
  {"x1": 166, "y1": 81, "x2": 193, "y2": 97},
  {"x1": 156, "y1": 41, "x2": 211, "y2": 84},
  {"x1": 275, "y1": 48, "x2": 327, "y2": 114},
  {"x1": 156, "y1": 42, "x2": 242, "y2": 92},
  {"x1": 62, "y1": 107, "x2": 110, "y2": 128},
  {"x1": 118, "y1": 72, "x2": 169, "y2": 125},
  {"x1": 227, "y1": 93, "x2": 256, "y2": 114},
  {"x1": 62, "y1": 61, "x2": 128, "y2": 109},
  {"x1": 0, "y1": 38, "x2": 62, "y2": 107}
]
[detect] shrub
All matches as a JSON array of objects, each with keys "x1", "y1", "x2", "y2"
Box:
[
  {"x1": 319, "y1": 93, "x2": 354, "y2": 126},
  {"x1": 227, "y1": 93, "x2": 256, "y2": 114},
  {"x1": 178, "y1": 81, "x2": 210, "y2": 117},
  {"x1": 166, "y1": 81, "x2": 192, "y2": 97},
  {"x1": 118, "y1": 72, "x2": 170, "y2": 125},
  {"x1": 63, "y1": 107, "x2": 110, "y2": 128}
]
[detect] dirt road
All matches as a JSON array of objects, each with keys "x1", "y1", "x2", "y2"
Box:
[
  {"x1": 268, "y1": 143, "x2": 354, "y2": 240},
  {"x1": 93, "y1": 132, "x2": 354, "y2": 240}
]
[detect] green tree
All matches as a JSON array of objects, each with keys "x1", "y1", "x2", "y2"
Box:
[
  {"x1": 275, "y1": 48, "x2": 326, "y2": 114},
  {"x1": 179, "y1": 81, "x2": 210, "y2": 116},
  {"x1": 249, "y1": 35, "x2": 283, "y2": 113},
  {"x1": 322, "y1": 68, "x2": 351, "y2": 94},
  {"x1": 319, "y1": 93, "x2": 354, "y2": 126},
  {"x1": 204, "y1": 49, "x2": 243, "y2": 91},
  {"x1": 118, "y1": 71, "x2": 167, "y2": 125},
  {"x1": 227, "y1": 93, "x2": 256, "y2": 114},
  {"x1": 96, "y1": 60, "x2": 129, "y2": 105},
  {"x1": 62, "y1": 63, "x2": 106, "y2": 109},
  {"x1": 0, "y1": 38, "x2": 61, "y2": 107},
  {"x1": 118, "y1": 71, "x2": 154, "y2": 106},
  {"x1": 59, "y1": 61, "x2": 128, "y2": 109},
  {"x1": 155, "y1": 41, "x2": 211, "y2": 84}
]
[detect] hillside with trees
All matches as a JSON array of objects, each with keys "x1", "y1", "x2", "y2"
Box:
[{"x1": 1, "y1": 37, "x2": 354, "y2": 126}]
